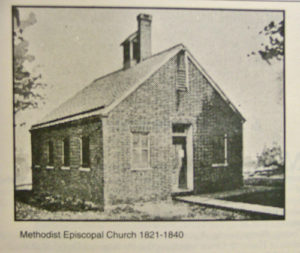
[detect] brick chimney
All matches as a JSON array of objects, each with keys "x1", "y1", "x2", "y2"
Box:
[
  {"x1": 137, "y1": 13, "x2": 152, "y2": 61},
  {"x1": 121, "y1": 14, "x2": 152, "y2": 69}
]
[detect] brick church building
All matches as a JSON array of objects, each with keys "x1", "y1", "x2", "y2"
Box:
[{"x1": 30, "y1": 13, "x2": 245, "y2": 209}]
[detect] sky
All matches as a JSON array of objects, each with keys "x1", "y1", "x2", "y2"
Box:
[{"x1": 15, "y1": 7, "x2": 284, "y2": 183}]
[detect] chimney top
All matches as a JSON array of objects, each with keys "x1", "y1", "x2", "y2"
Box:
[
  {"x1": 121, "y1": 13, "x2": 152, "y2": 70},
  {"x1": 137, "y1": 13, "x2": 152, "y2": 22}
]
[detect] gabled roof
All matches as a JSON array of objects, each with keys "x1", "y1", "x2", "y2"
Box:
[
  {"x1": 31, "y1": 43, "x2": 245, "y2": 130},
  {"x1": 184, "y1": 48, "x2": 245, "y2": 123},
  {"x1": 120, "y1": 31, "x2": 138, "y2": 45},
  {"x1": 31, "y1": 44, "x2": 184, "y2": 129}
]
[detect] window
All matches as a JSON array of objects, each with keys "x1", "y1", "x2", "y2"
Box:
[
  {"x1": 131, "y1": 132, "x2": 150, "y2": 169},
  {"x1": 133, "y1": 40, "x2": 139, "y2": 61},
  {"x1": 172, "y1": 124, "x2": 186, "y2": 134},
  {"x1": 33, "y1": 136, "x2": 41, "y2": 167},
  {"x1": 63, "y1": 137, "x2": 70, "y2": 167},
  {"x1": 81, "y1": 136, "x2": 90, "y2": 168},
  {"x1": 48, "y1": 140, "x2": 54, "y2": 166},
  {"x1": 123, "y1": 42, "x2": 130, "y2": 63},
  {"x1": 36, "y1": 145, "x2": 41, "y2": 165},
  {"x1": 212, "y1": 134, "x2": 228, "y2": 166}
]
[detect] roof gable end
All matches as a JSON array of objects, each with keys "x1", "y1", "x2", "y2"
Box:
[
  {"x1": 185, "y1": 49, "x2": 245, "y2": 122},
  {"x1": 101, "y1": 44, "x2": 184, "y2": 116}
]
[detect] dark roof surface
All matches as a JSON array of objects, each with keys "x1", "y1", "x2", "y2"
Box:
[
  {"x1": 35, "y1": 44, "x2": 183, "y2": 126},
  {"x1": 120, "y1": 31, "x2": 138, "y2": 45}
]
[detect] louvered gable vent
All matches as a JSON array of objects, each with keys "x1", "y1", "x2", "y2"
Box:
[{"x1": 176, "y1": 50, "x2": 189, "y2": 91}]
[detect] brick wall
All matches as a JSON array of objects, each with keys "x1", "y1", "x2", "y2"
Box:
[
  {"x1": 31, "y1": 50, "x2": 243, "y2": 208},
  {"x1": 187, "y1": 60, "x2": 243, "y2": 193},
  {"x1": 137, "y1": 14, "x2": 152, "y2": 61},
  {"x1": 193, "y1": 92, "x2": 243, "y2": 193},
  {"x1": 103, "y1": 51, "x2": 243, "y2": 204},
  {"x1": 31, "y1": 117, "x2": 104, "y2": 206},
  {"x1": 103, "y1": 56, "x2": 178, "y2": 205},
  {"x1": 184, "y1": 59, "x2": 243, "y2": 193}
]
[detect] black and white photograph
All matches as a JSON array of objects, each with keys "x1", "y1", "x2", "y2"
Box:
[{"x1": 13, "y1": 7, "x2": 285, "y2": 221}]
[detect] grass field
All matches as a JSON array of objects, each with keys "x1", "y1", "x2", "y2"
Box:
[
  {"x1": 222, "y1": 188, "x2": 284, "y2": 208},
  {"x1": 15, "y1": 196, "x2": 255, "y2": 221},
  {"x1": 15, "y1": 172, "x2": 284, "y2": 221}
]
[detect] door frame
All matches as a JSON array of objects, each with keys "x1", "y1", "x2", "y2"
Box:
[{"x1": 172, "y1": 124, "x2": 194, "y2": 191}]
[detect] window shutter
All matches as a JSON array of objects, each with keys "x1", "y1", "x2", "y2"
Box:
[
  {"x1": 82, "y1": 136, "x2": 90, "y2": 168},
  {"x1": 48, "y1": 140, "x2": 54, "y2": 166},
  {"x1": 63, "y1": 138, "x2": 70, "y2": 166}
]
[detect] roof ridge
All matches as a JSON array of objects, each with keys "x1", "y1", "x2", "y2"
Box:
[
  {"x1": 120, "y1": 31, "x2": 138, "y2": 45},
  {"x1": 94, "y1": 43, "x2": 184, "y2": 81}
]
